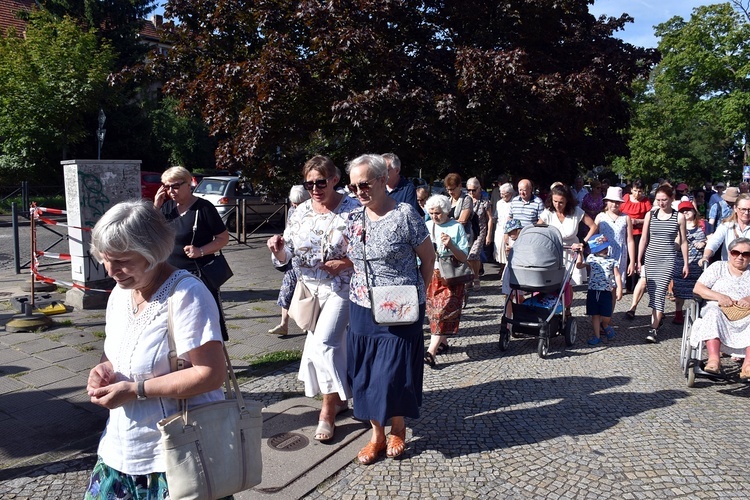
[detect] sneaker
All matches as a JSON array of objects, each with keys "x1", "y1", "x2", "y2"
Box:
[
  {"x1": 587, "y1": 336, "x2": 603, "y2": 345},
  {"x1": 604, "y1": 326, "x2": 615, "y2": 340},
  {"x1": 645, "y1": 329, "x2": 658, "y2": 343}
]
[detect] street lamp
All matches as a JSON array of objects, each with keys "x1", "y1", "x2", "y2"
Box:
[{"x1": 97, "y1": 109, "x2": 106, "y2": 160}]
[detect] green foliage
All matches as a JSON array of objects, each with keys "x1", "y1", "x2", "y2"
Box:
[
  {"x1": 156, "y1": 0, "x2": 656, "y2": 185},
  {"x1": 0, "y1": 11, "x2": 114, "y2": 182},
  {"x1": 148, "y1": 97, "x2": 217, "y2": 171},
  {"x1": 618, "y1": 3, "x2": 750, "y2": 184}
]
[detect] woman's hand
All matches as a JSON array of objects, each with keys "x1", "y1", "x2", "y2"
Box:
[
  {"x1": 682, "y1": 263, "x2": 689, "y2": 279},
  {"x1": 627, "y1": 262, "x2": 635, "y2": 276},
  {"x1": 736, "y1": 296, "x2": 750, "y2": 308},
  {"x1": 87, "y1": 361, "x2": 115, "y2": 392},
  {"x1": 320, "y1": 258, "x2": 352, "y2": 276},
  {"x1": 89, "y1": 380, "x2": 138, "y2": 410},
  {"x1": 183, "y1": 245, "x2": 203, "y2": 259},
  {"x1": 440, "y1": 232, "x2": 453, "y2": 249},
  {"x1": 154, "y1": 185, "x2": 168, "y2": 209},
  {"x1": 715, "y1": 293, "x2": 734, "y2": 307},
  {"x1": 267, "y1": 234, "x2": 286, "y2": 261}
]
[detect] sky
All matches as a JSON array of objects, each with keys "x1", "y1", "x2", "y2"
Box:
[
  {"x1": 152, "y1": 1, "x2": 715, "y2": 49},
  {"x1": 589, "y1": 0, "x2": 717, "y2": 47}
]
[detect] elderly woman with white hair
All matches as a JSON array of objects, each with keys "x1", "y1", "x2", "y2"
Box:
[
  {"x1": 493, "y1": 182, "x2": 515, "y2": 272},
  {"x1": 85, "y1": 200, "x2": 226, "y2": 498},
  {"x1": 269, "y1": 185, "x2": 311, "y2": 335},
  {"x1": 345, "y1": 154, "x2": 434, "y2": 465},
  {"x1": 424, "y1": 194, "x2": 470, "y2": 367},
  {"x1": 154, "y1": 166, "x2": 230, "y2": 340}
]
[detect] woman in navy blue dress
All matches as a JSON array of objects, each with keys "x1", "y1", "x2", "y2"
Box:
[{"x1": 345, "y1": 154, "x2": 435, "y2": 465}]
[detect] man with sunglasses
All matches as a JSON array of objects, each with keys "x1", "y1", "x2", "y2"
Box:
[
  {"x1": 707, "y1": 186, "x2": 738, "y2": 235},
  {"x1": 382, "y1": 153, "x2": 419, "y2": 213}
]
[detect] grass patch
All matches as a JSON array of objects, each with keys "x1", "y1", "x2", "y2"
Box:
[
  {"x1": 56, "y1": 286, "x2": 67, "y2": 294},
  {"x1": 227, "y1": 324, "x2": 242, "y2": 330},
  {"x1": 54, "y1": 319, "x2": 73, "y2": 327},
  {"x1": 92, "y1": 331, "x2": 106, "y2": 339},
  {"x1": 44, "y1": 333, "x2": 63, "y2": 342},
  {"x1": 237, "y1": 350, "x2": 302, "y2": 380},
  {"x1": 250, "y1": 306, "x2": 270, "y2": 313},
  {"x1": 76, "y1": 344, "x2": 97, "y2": 352},
  {"x1": 8, "y1": 371, "x2": 30, "y2": 379}
]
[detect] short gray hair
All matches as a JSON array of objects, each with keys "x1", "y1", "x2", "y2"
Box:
[
  {"x1": 424, "y1": 194, "x2": 451, "y2": 214},
  {"x1": 162, "y1": 166, "x2": 192, "y2": 184},
  {"x1": 381, "y1": 153, "x2": 401, "y2": 172},
  {"x1": 346, "y1": 154, "x2": 388, "y2": 179},
  {"x1": 90, "y1": 200, "x2": 175, "y2": 271},
  {"x1": 728, "y1": 237, "x2": 750, "y2": 252},
  {"x1": 500, "y1": 182, "x2": 515, "y2": 195},
  {"x1": 467, "y1": 177, "x2": 481, "y2": 189},
  {"x1": 288, "y1": 185, "x2": 310, "y2": 204}
]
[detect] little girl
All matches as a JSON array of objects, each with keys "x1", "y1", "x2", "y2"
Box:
[
  {"x1": 576, "y1": 234, "x2": 623, "y2": 345},
  {"x1": 501, "y1": 219, "x2": 524, "y2": 316}
]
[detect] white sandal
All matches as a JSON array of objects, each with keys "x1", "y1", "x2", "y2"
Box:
[
  {"x1": 268, "y1": 324, "x2": 288, "y2": 336},
  {"x1": 314, "y1": 420, "x2": 335, "y2": 441}
]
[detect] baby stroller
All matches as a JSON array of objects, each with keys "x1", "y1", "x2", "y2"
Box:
[{"x1": 498, "y1": 224, "x2": 577, "y2": 358}]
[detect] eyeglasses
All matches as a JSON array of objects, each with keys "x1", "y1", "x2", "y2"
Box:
[
  {"x1": 164, "y1": 182, "x2": 185, "y2": 191},
  {"x1": 348, "y1": 179, "x2": 376, "y2": 193},
  {"x1": 302, "y1": 177, "x2": 333, "y2": 191},
  {"x1": 730, "y1": 249, "x2": 750, "y2": 258},
  {"x1": 467, "y1": 188, "x2": 478, "y2": 193},
  {"x1": 737, "y1": 208, "x2": 750, "y2": 213}
]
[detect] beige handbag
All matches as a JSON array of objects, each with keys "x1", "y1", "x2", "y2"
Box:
[
  {"x1": 288, "y1": 278, "x2": 321, "y2": 331},
  {"x1": 157, "y1": 275, "x2": 263, "y2": 499},
  {"x1": 720, "y1": 303, "x2": 750, "y2": 321}
]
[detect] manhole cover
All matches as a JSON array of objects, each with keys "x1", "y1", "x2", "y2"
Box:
[{"x1": 267, "y1": 432, "x2": 309, "y2": 451}]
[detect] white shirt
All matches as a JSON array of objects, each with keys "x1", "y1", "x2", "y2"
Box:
[{"x1": 97, "y1": 270, "x2": 224, "y2": 475}]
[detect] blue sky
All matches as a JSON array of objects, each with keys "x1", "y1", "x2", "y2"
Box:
[
  {"x1": 589, "y1": 1, "x2": 716, "y2": 47},
  {"x1": 152, "y1": 1, "x2": 715, "y2": 49}
]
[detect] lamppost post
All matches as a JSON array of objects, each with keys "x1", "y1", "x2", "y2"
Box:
[{"x1": 97, "y1": 109, "x2": 106, "y2": 160}]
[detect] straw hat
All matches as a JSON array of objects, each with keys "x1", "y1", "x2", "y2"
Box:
[
  {"x1": 603, "y1": 186, "x2": 625, "y2": 203},
  {"x1": 723, "y1": 187, "x2": 740, "y2": 203}
]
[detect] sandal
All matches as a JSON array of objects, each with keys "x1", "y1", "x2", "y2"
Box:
[
  {"x1": 436, "y1": 342, "x2": 450, "y2": 355},
  {"x1": 424, "y1": 351, "x2": 436, "y2": 368},
  {"x1": 386, "y1": 428, "x2": 406, "y2": 458},
  {"x1": 625, "y1": 309, "x2": 636, "y2": 320},
  {"x1": 703, "y1": 359, "x2": 721, "y2": 374},
  {"x1": 357, "y1": 439, "x2": 386, "y2": 465},
  {"x1": 314, "y1": 420, "x2": 335, "y2": 442},
  {"x1": 268, "y1": 324, "x2": 288, "y2": 335}
]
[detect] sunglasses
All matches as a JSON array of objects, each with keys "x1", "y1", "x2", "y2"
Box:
[
  {"x1": 467, "y1": 188, "x2": 478, "y2": 192},
  {"x1": 164, "y1": 182, "x2": 185, "y2": 191},
  {"x1": 348, "y1": 179, "x2": 376, "y2": 193},
  {"x1": 730, "y1": 249, "x2": 750, "y2": 258},
  {"x1": 302, "y1": 177, "x2": 333, "y2": 191}
]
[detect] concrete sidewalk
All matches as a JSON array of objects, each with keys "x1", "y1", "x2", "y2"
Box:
[{"x1": 3, "y1": 234, "x2": 750, "y2": 498}]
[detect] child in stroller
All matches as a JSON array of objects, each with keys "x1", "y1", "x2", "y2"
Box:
[{"x1": 499, "y1": 224, "x2": 578, "y2": 358}]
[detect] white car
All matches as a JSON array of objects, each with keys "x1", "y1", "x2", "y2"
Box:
[{"x1": 193, "y1": 176, "x2": 285, "y2": 230}]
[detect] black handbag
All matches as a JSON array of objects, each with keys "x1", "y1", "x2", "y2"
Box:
[{"x1": 192, "y1": 211, "x2": 234, "y2": 289}]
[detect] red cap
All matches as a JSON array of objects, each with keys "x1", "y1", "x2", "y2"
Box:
[
  {"x1": 676, "y1": 183, "x2": 689, "y2": 191},
  {"x1": 677, "y1": 201, "x2": 694, "y2": 212}
]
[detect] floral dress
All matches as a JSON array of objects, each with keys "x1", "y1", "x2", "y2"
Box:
[
  {"x1": 690, "y1": 261, "x2": 750, "y2": 356},
  {"x1": 596, "y1": 211, "x2": 629, "y2": 284}
]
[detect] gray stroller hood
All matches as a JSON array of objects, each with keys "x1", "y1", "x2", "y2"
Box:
[{"x1": 508, "y1": 224, "x2": 565, "y2": 291}]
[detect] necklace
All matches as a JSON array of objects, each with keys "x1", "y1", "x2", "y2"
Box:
[{"x1": 131, "y1": 291, "x2": 147, "y2": 314}]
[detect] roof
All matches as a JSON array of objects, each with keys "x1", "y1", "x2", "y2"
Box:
[
  {"x1": 0, "y1": 2, "x2": 166, "y2": 44},
  {"x1": 0, "y1": 0, "x2": 36, "y2": 37}
]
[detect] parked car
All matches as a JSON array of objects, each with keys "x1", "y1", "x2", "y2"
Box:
[
  {"x1": 193, "y1": 176, "x2": 286, "y2": 230},
  {"x1": 141, "y1": 171, "x2": 162, "y2": 200},
  {"x1": 191, "y1": 173, "x2": 206, "y2": 190}
]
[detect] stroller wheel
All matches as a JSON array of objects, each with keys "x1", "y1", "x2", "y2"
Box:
[
  {"x1": 537, "y1": 337, "x2": 549, "y2": 359},
  {"x1": 499, "y1": 326, "x2": 510, "y2": 351},
  {"x1": 564, "y1": 318, "x2": 577, "y2": 347},
  {"x1": 686, "y1": 362, "x2": 696, "y2": 388}
]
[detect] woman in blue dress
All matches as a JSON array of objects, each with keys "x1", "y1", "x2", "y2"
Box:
[{"x1": 345, "y1": 154, "x2": 435, "y2": 465}]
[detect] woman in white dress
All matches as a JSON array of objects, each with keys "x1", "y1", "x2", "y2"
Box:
[
  {"x1": 595, "y1": 186, "x2": 635, "y2": 306},
  {"x1": 267, "y1": 155, "x2": 360, "y2": 442},
  {"x1": 538, "y1": 183, "x2": 597, "y2": 314},
  {"x1": 690, "y1": 237, "x2": 750, "y2": 379},
  {"x1": 493, "y1": 183, "x2": 515, "y2": 270}
]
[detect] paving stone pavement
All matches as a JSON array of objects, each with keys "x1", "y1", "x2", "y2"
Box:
[{"x1": 2, "y1": 231, "x2": 750, "y2": 498}]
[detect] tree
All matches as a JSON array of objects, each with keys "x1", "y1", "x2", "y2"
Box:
[
  {"x1": 617, "y1": 2, "x2": 750, "y2": 184},
  {"x1": 0, "y1": 11, "x2": 114, "y2": 182},
  {"x1": 156, "y1": 0, "x2": 655, "y2": 186}
]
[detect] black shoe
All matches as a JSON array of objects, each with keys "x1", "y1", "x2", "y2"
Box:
[
  {"x1": 424, "y1": 351, "x2": 436, "y2": 367},
  {"x1": 645, "y1": 329, "x2": 658, "y2": 343},
  {"x1": 436, "y1": 342, "x2": 450, "y2": 355}
]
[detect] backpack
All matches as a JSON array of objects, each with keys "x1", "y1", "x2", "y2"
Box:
[{"x1": 456, "y1": 195, "x2": 480, "y2": 239}]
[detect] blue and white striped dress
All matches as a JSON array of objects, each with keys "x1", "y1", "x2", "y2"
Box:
[{"x1": 644, "y1": 209, "x2": 678, "y2": 312}]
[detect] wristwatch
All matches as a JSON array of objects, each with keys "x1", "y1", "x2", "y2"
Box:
[{"x1": 137, "y1": 380, "x2": 147, "y2": 400}]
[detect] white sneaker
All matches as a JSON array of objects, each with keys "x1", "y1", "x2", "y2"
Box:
[
  {"x1": 268, "y1": 324, "x2": 288, "y2": 336},
  {"x1": 645, "y1": 329, "x2": 658, "y2": 343}
]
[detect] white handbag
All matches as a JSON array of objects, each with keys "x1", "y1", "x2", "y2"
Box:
[
  {"x1": 157, "y1": 275, "x2": 263, "y2": 499},
  {"x1": 362, "y1": 213, "x2": 420, "y2": 326}
]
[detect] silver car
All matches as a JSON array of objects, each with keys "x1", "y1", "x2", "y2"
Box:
[{"x1": 193, "y1": 176, "x2": 285, "y2": 230}]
